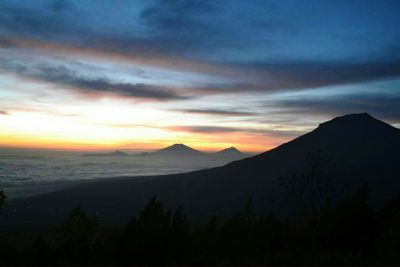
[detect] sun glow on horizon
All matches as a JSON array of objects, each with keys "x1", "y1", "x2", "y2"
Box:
[
  {"x1": 0, "y1": 110, "x2": 287, "y2": 153},
  {"x1": 0, "y1": 64, "x2": 304, "y2": 154},
  {"x1": 0, "y1": 91, "x2": 291, "y2": 153}
]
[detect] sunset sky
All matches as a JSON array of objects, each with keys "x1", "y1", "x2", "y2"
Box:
[{"x1": 0, "y1": 0, "x2": 400, "y2": 152}]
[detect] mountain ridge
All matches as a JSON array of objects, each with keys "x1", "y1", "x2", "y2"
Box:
[{"x1": 2, "y1": 113, "x2": 400, "y2": 226}]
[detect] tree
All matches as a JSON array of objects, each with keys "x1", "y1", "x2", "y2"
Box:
[
  {"x1": 220, "y1": 198, "x2": 256, "y2": 264},
  {"x1": 280, "y1": 150, "x2": 334, "y2": 218},
  {"x1": 322, "y1": 185, "x2": 377, "y2": 256},
  {"x1": 376, "y1": 195, "x2": 400, "y2": 263},
  {"x1": 169, "y1": 206, "x2": 191, "y2": 264},
  {"x1": 21, "y1": 237, "x2": 51, "y2": 265},
  {"x1": 117, "y1": 196, "x2": 172, "y2": 265},
  {"x1": 200, "y1": 215, "x2": 219, "y2": 264},
  {"x1": 55, "y1": 206, "x2": 98, "y2": 265},
  {"x1": 0, "y1": 190, "x2": 6, "y2": 209},
  {"x1": 280, "y1": 150, "x2": 335, "y2": 259}
]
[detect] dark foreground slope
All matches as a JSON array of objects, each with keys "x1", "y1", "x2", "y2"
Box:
[{"x1": 2, "y1": 113, "x2": 400, "y2": 227}]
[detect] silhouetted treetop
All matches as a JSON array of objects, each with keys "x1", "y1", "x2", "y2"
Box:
[{"x1": 0, "y1": 190, "x2": 5, "y2": 209}]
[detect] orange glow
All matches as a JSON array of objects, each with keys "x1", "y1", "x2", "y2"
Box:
[
  {"x1": 0, "y1": 95, "x2": 297, "y2": 153},
  {"x1": 0, "y1": 129, "x2": 289, "y2": 153},
  {"x1": 0, "y1": 37, "x2": 304, "y2": 154}
]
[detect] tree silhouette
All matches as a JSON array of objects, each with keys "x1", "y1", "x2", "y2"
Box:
[
  {"x1": 22, "y1": 237, "x2": 51, "y2": 265},
  {"x1": 0, "y1": 189, "x2": 6, "y2": 209},
  {"x1": 0, "y1": 238, "x2": 16, "y2": 265},
  {"x1": 320, "y1": 185, "x2": 377, "y2": 256},
  {"x1": 376, "y1": 195, "x2": 400, "y2": 263},
  {"x1": 220, "y1": 198, "x2": 256, "y2": 264},
  {"x1": 117, "y1": 196, "x2": 172, "y2": 265},
  {"x1": 55, "y1": 205, "x2": 98, "y2": 265},
  {"x1": 1, "y1": 187, "x2": 400, "y2": 265},
  {"x1": 169, "y1": 206, "x2": 191, "y2": 264},
  {"x1": 279, "y1": 151, "x2": 335, "y2": 259},
  {"x1": 280, "y1": 150, "x2": 334, "y2": 218}
]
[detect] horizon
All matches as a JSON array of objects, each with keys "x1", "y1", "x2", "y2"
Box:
[
  {"x1": 0, "y1": 112, "x2": 398, "y2": 155},
  {"x1": 0, "y1": 142, "x2": 250, "y2": 154},
  {"x1": 1, "y1": 0, "x2": 400, "y2": 152}
]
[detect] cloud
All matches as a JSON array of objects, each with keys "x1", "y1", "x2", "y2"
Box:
[
  {"x1": 237, "y1": 59, "x2": 400, "y2": 91},
  {"x1": 0, "y1": 38, "x2": 15, "y2": 48},
  {"x1": 139, "y1": 0, "x2": 223, "y2": 52},
  {"x1": 0, "y1": 1, "x2": 265, "y2": 69},
  {"x1": 1, "y1": 1, "x2": 400, "y2": 97},
  {"x1": 272, "y1": 93, "x2": 400, "y2": 122},
  {"x1": 0, "y1": 0, "x2": 225, "y2": 58},
  {"x1": 0, "y1": 37, "x2": 241, "y2": 79},
  {"x1": 169, "y1": 59, "x2": 400, "y2": 95},
  {"x1": 2, "y1": 39, "x2": 400, "y2": 100},
  {"x1": 0, "y1": 57, "x2": 188, "y2": 101},
  {"x1": 173, "y1": 108, "x2": 257, "y2": 117},
  {"x1": 61, "y1": 79, "x2": 187, "y2": 100},
  {"x1": 0, "y1": 0, "x2": 78, "y2": 39},
  {"x1": 1, "y1": 0, "x2": 399, "y2": 66},
  {"x1": 170, "y1": 125, "x2": 302, "y2": 137},
  {"x1": 171, "y1": 125, "x2": 242, "y2": 133},
  {"x1": 0, "y1": 110, "x2": 9, "y2": 115}
]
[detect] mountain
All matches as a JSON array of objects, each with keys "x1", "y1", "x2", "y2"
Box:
[
  {"x1": 112, "y1": 150, "x2": 128, "y2": 156},
  {"x1": 83, "y1": 150, "x2": 128, "y2": 157},
  {"x1": 149, "y1": 143, "x2": 203, "y2": 157},
  {"x1": 139, "y1": 144, "x2": 246, "y2": 160},
  {"x1": 2, "y1": 113, "x2": 400, "y2": 226},
  {"x1": 214, "y1": 147, "x2": 244, "y2": 157}
]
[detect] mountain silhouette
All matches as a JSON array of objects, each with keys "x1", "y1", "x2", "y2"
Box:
[
  {"x1": 83, "y1": 150, "x2": 128, "y2": 157},
  {"x1": 214, "y1": 147, "x2": 243, "y2": 157},
  {"x1": 150, "y1": 143, "x2": 203, "y2": 156},
  {"x1": 3, "y1": 113, "x2": 400, "y2": 226}
]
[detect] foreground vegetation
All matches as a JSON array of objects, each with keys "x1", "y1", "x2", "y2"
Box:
[{"x1": 1, "y1": 186, "x2": 400, "y2": 265}]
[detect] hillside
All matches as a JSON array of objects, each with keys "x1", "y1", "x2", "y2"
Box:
[{"x1": 2, "y1": 113, "x2": 400, "y2": 226}]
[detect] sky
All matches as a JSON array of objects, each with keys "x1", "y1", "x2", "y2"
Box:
[{"x1": 0, "y1": 0, "x2": 399, "y2": 152}]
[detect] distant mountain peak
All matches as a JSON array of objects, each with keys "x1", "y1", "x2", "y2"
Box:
[
  {"x1": 169, "y1": 143, "x2": 191, "y2": 149},
  {"x1": 215, "y1": 146, "x2": 243, "y2": 156},
  {"x1": 111, "y1": 150, "x2": 127, "y2": 156},
  {"x1": 154, "y1": 143, "x2": 202, "y2": 155},
  {"x1": 164, "y1": 143, "x2": 195, "y2": 151},
  {"x1": 219, "y1": 146, "x2": 241, "y2": 153}
]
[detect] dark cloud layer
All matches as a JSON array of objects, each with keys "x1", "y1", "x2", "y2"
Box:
[
  {"x1": 1, "y1": 0, "x2": 400, "y2": 95},
  {"x1": 273, "y1": 93, "x2": 400, "y2": 122},
  {"x1": 0, "y1": 58, "x2": 186, "y2": 101},
  {"x1": 172, "y1": 125, "x2": 241, "y2": 133},
  {"x1": 64, "y1": 79, "x2": 187, "y2": 100},
  {"x1": 139, "y1": 0, "x2": 228, "y2": 53},
  {"x1": 239, "y1": 59, "x2": 400, "y2": 91},
  {"x1": 1, "y1": 0, "x2": 399, "y2": 64},
  {"x1": 174, "y1": 108, "x2": 257, "y2": 117},
  {"x1": 171, "y1": 125, "x2": 302, "y2": 137},
  {"x1": 0, "y1": 1, "x2": 79, "y2": 41},
  {"x1": 0, "y1": 110, "x2": 9, "y2": 115}
]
